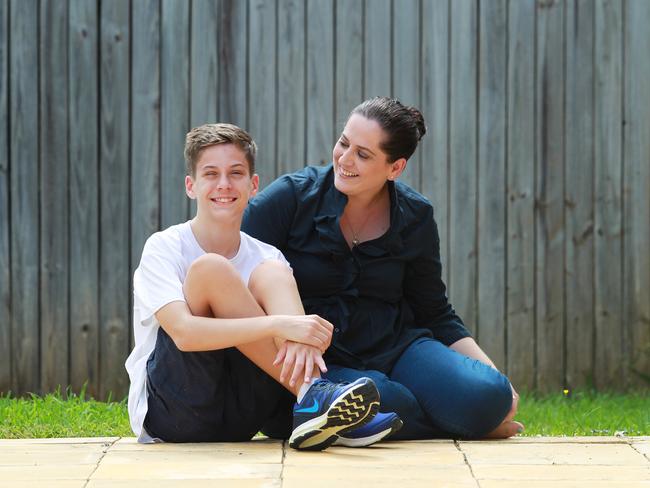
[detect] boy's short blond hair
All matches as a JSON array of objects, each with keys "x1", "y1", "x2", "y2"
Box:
[{"x1": 184, "y1": 123, "x2": 257, "y2": 176}]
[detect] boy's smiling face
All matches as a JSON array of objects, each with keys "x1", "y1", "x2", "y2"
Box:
[{"x1": 185, "y1": 143, "x2": 259, "y2": 223}]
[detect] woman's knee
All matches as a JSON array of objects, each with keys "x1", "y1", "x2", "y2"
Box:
[{"x1": 458, "y1": 371, "x2": 513, "y2": 438}]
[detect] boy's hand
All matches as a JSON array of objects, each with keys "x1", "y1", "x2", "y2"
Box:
[
  {"x1": 273, "y1": 314, "x2": 333, "y2": 351},
  {"x1": 273, "y1": 341, "x2": 327, "y2": 387}
]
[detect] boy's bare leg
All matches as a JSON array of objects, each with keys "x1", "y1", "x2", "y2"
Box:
[
  {"x1": 182, "y1": 254, "x2": 316, "y2": 396},
  {"x1": 246, "y1": 260, "x2": 322, "y2": 385}
]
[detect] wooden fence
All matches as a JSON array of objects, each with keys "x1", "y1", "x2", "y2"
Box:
[{"x1": 1, "y1": 0, "x2": 649, "y2": 399}]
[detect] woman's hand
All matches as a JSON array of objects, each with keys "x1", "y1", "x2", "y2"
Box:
[
  {"x1": 272, "y1": 314, "x2": 333, "y2": 351},
  {"x1": 273, "y1": 341, "x2": 328, "y2": 387}
]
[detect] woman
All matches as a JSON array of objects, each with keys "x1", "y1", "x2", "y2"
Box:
[{"x1": 242, "y1": 97, "x2": 523, "y2": 439}]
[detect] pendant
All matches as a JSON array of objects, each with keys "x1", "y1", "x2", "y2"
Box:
[{"x1": 352, "y1": 238, "x2": 359, "y2": 247}]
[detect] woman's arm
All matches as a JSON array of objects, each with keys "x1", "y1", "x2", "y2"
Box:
[
  {"x1": 242, "y1": 174, "x2": 298, "y2": 249},
  {"x1": 402, "y1": 205, "x2": 472, "y2": 345},
  {"x1": 449, "y1": 336, "x2": 497, "y2": 369}
]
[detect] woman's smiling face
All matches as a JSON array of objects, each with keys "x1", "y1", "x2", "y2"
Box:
[{"x1": 332, "y1": 114, "x2": 404, "y2": 198}]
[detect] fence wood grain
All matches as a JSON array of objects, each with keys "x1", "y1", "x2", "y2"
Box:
[
  {"x1": 248, "y1": 0, "x2": 277, "y2": 188},
  {"x1": 219, "y1": 0, "x2": 247, "y2": 129},
  {"x1": 420, "y1": 0, "x2": 450, "y2": 286},
  {"x1": 393, "y1": 0, "x2": 421, "y2": 192},
  {"x1": 624, "y1": 0, "x2": 650, "y2": 389},
  {"x1": 161, "y1": 0, "x2": 189, "y2": 230},
  {"x1": 535, "y1": 0, "x2": 565, "y2": 392},
  {"x1": 99, "y1": 0, "x2": 130, "y2": 399},
  {"x1": 449, "y1": 0, "x2": 478, "y2": 335},
  {"x1": 40, "y1": 0, "x2": 70, "y2": 393},
  {"x1": 565, "y1": 0, "x2": 595, "y2": 390},
  {"x1": 594, "y1": 0, "x2": 624, "y2": 390},
  {"x1": 10, "y1": 0, "x2": 40, "y2": 394},
  {"x1": 277, "y1": 0, "x2": 306, "y2": 175},
  {"x1": 477, "y1": 0, "x2": 507, "y2": 369},
  {"x1": 2, "y1": 0, "x2": 649, "y2": 398},
  {"x1": 335, "y1": 0, "x2": 364, "y2": 135},
  {"x1": 306, "y1": 0, "x2": 333, "y2": 166},
  {"x1": 69, "y1": 0, "x2": 100, "y2": 397},
  {"x1": 506, "y1": 0, "x2": 536, "y2": 391},
  {"x1": 0, "y1": 0, "x2": 9, "y2": 393},
  {"x1": 364, "y1": 0, "x2": 391, "y2": 100}
]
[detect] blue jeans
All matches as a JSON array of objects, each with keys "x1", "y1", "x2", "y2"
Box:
[{"x1": 324, "y1": 338, "x2": 513, "y2": 439}]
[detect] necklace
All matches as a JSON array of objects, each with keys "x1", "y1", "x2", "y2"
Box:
[{"x1": 341, "y1": 211, "x2": 373, "y2": 247}]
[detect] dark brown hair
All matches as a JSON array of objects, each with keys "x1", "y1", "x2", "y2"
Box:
[
  {"x1": 350, "y1": 97, "x2": 427, "y2": 162},
  {"x1": 184, "y1": 123, "x2": 257, "y2": 176}
]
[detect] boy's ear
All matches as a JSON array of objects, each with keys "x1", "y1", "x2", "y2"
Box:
[
  {"x1": 185, "y1": 175, "x2": 196, "y2": 199},
  {"x1": 249, "y1": 173, "x2": 260, "y2": 198}
]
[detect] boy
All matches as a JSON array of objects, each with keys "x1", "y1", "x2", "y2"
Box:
[{"x1": 125, "y1": 123, "x2": 383, "y2": 450}]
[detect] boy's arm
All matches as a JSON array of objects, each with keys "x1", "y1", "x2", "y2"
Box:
[{"x1": 155, "y1": 301, "x2": 333, "y2": 352}]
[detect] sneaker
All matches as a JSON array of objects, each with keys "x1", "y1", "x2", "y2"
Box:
[
  {"x1": 288, "y1": 377, "x2": 380, "y2": 451},
  {"x1": 333, "y1": 411, "x2": 403, "y2": 447}
]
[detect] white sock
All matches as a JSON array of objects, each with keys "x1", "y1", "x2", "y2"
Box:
[{"x1": 297, "y1": 382, "x2": 313, "y2": 403}]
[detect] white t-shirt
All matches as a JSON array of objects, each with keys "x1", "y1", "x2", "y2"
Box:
[{"x1": 125, "y1": 220, "x2": 289, "y2": 442}]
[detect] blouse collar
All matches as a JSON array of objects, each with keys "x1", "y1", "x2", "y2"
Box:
[{"x1": 314, "y1": 165, "x2": 406, "y2": 257}]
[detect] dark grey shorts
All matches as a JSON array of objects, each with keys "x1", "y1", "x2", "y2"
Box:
[{"x1": 143, "y1": 326, "x2": 293, "y2": 442}]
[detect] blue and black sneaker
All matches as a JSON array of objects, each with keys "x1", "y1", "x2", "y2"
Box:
[
  {"x1": 289, "y1": 377, "x2": 380, "y2": 451},
  {"x1": 333, "y1": 411, "x2": 403, "y2": 447}
]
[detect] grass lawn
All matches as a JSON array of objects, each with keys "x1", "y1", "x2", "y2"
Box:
[{"x1": 0, "y1": 389, "x2": 648, "y2": 439}]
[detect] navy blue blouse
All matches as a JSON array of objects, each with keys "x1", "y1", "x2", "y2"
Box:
[{"x1": 242, "y1": 165, "x2": 470, "y2": 373}]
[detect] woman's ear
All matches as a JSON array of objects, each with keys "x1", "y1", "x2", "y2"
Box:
[{"x1": 388, "y1": 158, "x2": 407, "y2": 181}]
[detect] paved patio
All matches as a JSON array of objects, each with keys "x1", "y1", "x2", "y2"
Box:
[{"x1": 1, "y1": 436, "x2": 648, "y2": 487}]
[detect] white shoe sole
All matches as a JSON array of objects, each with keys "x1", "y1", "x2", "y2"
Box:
[{"x1": 289, "y1": 379, "x2": 380, "y2": 451}]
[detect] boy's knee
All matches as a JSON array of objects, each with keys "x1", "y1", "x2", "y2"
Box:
[
  {"x1": 188, "y1": 253, "x2": 236, "y2": 278},
  {"x1": 249, "y1": 259, "x2": 294, "y2": 290}
]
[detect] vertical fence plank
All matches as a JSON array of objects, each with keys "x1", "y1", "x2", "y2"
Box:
[
  {"x1": 535, "y1": 0, "x2": 565, "y2": 392},
  {"x1": 624, "y1": 0, "x2": 650, "y2": 388},
  {"x1": 506, "y1": 0, "x2": 536, "y2": 390},
  {"x1": 219, "y1": 0, "x2": 247, "y2": 128},
  {"x1": 335, "y1": 0, "x2": 363, "y2": 131},
  {"x1": 448, "y1": 0, "x2": 478, "y2": 334},
  {"x1": 564, "y1": 0, "x2": 595, "y2": 390},
  {"x1": 0, "y1": 0, "x2": 9, "y2": 393},
  {"x1": 40, "y1": 0, "x2": 69, "y2": 393},
  {"x1": 364, "y1": 0, "x2": 390, "y2": 99},
  {"x1": 69, "y1": 0, "x2": 100, "y2": 397},
  {"x1": 190, "y1": 0, "x2": 218, "y2": 127},
  {"x1": 421, "y1": 0, "x2": 450, "y2": 285},
  {"x1": 393, "y1": 0, "x2": 421, "y2": 191},
  {"x1": 477, "y1": 0, "x2": 507, "y2": 369},
  {"x1": 306, "y1": 0, "x2": 334, "y2": 165},
  {"x1": 594, "y1": 0, "x2": 623, "y2": 390},
  {"x1": 189, "y1": 0, "x2": 218, "y2": 219},
  {"x1": 277, "y1": 0, "x2": 305, "y2": 175},
  {"x1": 161, "y1": 0, "x2": 189, "y2": 229},
  {"x1": 10, "y1": 0, "x2": 39, "y2": 395},
  {"x1": 248, "y1": 0, "x2": 277, "y2": 187},
  {"x1": 99, "y1": 0, "x2": 130, "y2": 400},
  {"x1": 131, "y1": 0, "x2": 161, "y2": 353}
]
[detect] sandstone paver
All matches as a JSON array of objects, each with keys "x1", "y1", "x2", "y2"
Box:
[
  {"x1": 459, "y1": 440, "x2": 649, "y2": 465},
  {"x1": 0, "y1": 436, "x2": 647, "y2": 486}
]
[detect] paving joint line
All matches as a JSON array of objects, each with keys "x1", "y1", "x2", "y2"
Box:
[
  {"x1": 82, "y1": 436, "x2": 121, "y2": 487},
  {"x1": 280, "y1": 439, "x2": 287, "y2": 487},
  {"x1": 454, "y1": 440, "x2": 481, "y2": 487},
  {"x1": 628, "y1": 438, "x2": 650, "y2": 463}
]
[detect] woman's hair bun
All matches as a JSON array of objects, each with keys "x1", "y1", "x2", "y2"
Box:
[{"x1": 408, "y1": 106, "x2": 427, "y2": 141}]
